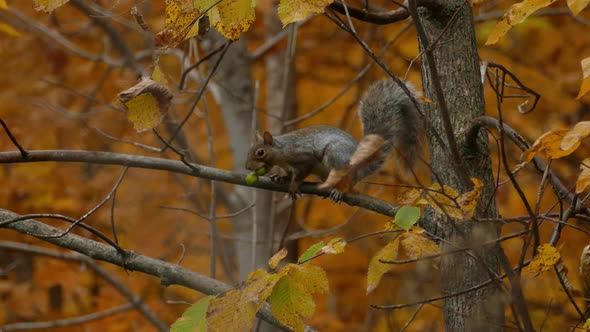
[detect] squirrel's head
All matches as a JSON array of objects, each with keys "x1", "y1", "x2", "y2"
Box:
[{"x1": 245, "y1": 131, "x2": 274, "y2": 173}]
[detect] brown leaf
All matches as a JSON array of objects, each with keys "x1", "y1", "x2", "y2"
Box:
[
  {"x1": 561, "y1": 121, "x2": 590, "y2": 151},
  {"x1": 580, "y1": 244, "x2": 590, "y2": 301},
  {"x1": 576, "y1": 158, "x2": 590, "y2": 193},
  {"x1": 319, "y1": 134, "x2": 384, "y2": 190}
]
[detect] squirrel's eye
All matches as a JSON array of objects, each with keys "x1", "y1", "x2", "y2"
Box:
[{"x1": 255, "y1": 149, "x2": 265, "y2": 157}]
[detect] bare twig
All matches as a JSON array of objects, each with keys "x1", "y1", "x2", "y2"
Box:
[{"x1": 0, "y1": 119, "x2": 27, "y2": 158}]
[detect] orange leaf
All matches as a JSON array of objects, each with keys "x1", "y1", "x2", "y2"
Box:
[
  {"x1": 576, "y1": 158, "x2": 590, "y2": 193},
  {"x1": 522, "y1": 128, "x2": 579, "y2": 162}
]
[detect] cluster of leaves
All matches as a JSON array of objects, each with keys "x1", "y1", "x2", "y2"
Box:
[
  {"x1": 31, "y1": 0, "x2": 332, "y2": 41},
  {"x1": 486, "y1": 0, "x2": 590, "y2": 98},
  {"x1": 171, "y1": 242, "x2": 346, "y2": 332}
]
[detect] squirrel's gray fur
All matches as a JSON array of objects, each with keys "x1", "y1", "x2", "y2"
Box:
[{"x1": 245, "y1": 79, "x2": 422, "y2": 196}]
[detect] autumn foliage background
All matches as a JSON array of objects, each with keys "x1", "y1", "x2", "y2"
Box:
[{"x1": 1, "y1": 0, "x2": 590, "y2": 331}]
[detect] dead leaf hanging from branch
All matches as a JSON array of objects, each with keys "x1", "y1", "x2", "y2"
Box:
[{"x1": 118, "y1": 78, "x2": 173, "y2": 133}]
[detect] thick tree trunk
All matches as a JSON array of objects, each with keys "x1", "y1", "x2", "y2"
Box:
[{"x1": 417, "y1": 2, "x2": 504, "y2": 331}]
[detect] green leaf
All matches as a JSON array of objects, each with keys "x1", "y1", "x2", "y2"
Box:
[
  {"x1": 394, "y1": 206, "x2": 420, "y2": 230},
  {"x1": 297, "y1": 241, "x2": 324, "y2": 263},
  {"x1": 170, "y1": 295, "x2": 213, "y2": 332}
]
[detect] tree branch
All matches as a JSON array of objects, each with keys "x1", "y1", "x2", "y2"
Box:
[
  {"x1": 0, "y1": 209, "x2": 303, "y2": 332},
  {"x1": 0, "y1": 150, "x2": 399, "y2": 217}
]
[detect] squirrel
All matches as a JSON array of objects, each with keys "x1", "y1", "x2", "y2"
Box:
[{"x1": 245, "y1": 79, "x2": 422, "y2": 199}]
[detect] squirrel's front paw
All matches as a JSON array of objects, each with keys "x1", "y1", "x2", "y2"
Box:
[{"x1": 328, "y1": 189, "x2": 344, "y2": 203}]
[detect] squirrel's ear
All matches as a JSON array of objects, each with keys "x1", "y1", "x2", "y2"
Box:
[
  {"x1": 255, "y1": 131, "x2": 263, "y2": 142},
  {"x1": 263, "y1": 131, "x2": 274, "y2": 145}
]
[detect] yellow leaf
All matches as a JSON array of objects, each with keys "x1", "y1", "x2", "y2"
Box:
[
  {"x1": 292, "y1": 263, "x2": 329, "y2": 295},
  {"x1": 398, "y1": 227, "x2": 440, "y2": 260},
  {"x1": 207, "y1": 290, "x2": 257, "y2": 331},
  {"x1": 567, "y1": 0, "x2": 590, "y2": 15},
  {"x1": 425, "y1": 183, "x2": 462, "y2": 220},
  {"x1": 528, "y1": 244, "x2": 560, "y2": 276},
  {"x1": 321, "y1": 238, "x2": 346, "y2": 254},
  {"x1": 33, "y1": 0, "x2": 70, "y2": 12},
  {"x1": 456, "y1": 177, "x2": 483, "y2": 219},
  {"x1": 152, "y1": 65, "x2": 165, "y2": 84},
  {"x1": 215, "y1": 0, "x2": 255, "y2": 40},
  {"x1": 0, "y1": 23, "x2": 20, "y2": 37},
  {"x1": 207, "y1": 269, "x2": 276, "y2": 331},
  {"x1": 522, "y1": 128, "x2": 579, "y2": 162},
  {"x1": 0, "y1": 0, "x2": 7, "y2": 10},
  {"x1": 485, "y1": 0, "x2": 557, "y2": 45},
  {"x1": 118, "y1": 78, "x2": 173, "y2": 132},
  {"x1": 278, "y1": 0, "x2": 334, "y2": 26},
  {"x1": 396, "y1": 188, "x2": 422, "y2": 206},
  {"x1": 245, "y1": 269, "x2": 279, "y2": 310},
  {"x1": 123, "y1": 94, "x2": 164, "y2": 132},
  {"x1": 578, "y1": 57, "x2": 590, "y2": 99},
  {"x1": 562, "y1": 121, "x2": 590, "y2": 150},
  {"x1": 367, "y1": 236, "x2": 400, "y2": 294},
  {"x1": 580, "y1": 245, "x2": 590, "y2": 305},
  {"x1": 156, "y1": 0, "x2": 200, "y2": 48},
  {"x1": 576, "y1": 158, "x2": 590, "y2": 193},
  {"x1": 270, "y1": 263, "x2": 328, "y2": 332},
  {"x1": 269, "y1": 248, "x2": 288, "y2": 269}
]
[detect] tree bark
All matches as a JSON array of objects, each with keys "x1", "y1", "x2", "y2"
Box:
[{"x1": 416, "y1": 2, "x2": 504, "y2": 331}]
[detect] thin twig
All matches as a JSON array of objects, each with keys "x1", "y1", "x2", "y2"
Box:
[{"x1": 0, "y1": 119, "x2": 28, "y2": 158}]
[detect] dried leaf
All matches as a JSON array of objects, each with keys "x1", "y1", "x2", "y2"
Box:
[
  {"x1": 156, "y1": 0, "x2": 200, "y2": 48},
  {"x1": 33, "y1": 0, "x2": 70, "y2": 12},
  {"x1": 367, "y1": 236, "x2": 400, "y2": 294},
  {"x1": 456, "y1": 178, "x2": 483, "y2": 219},
  {"x1": 396, "y1": 188, "x2": 422, "y2": 206},
  {"x1": 319, "y1": 134, "x2": 384, "y2": 191},
  {"x1": 398, "y1": 227, "x2": 440, "y2": 260},
  {"x1": 278, "y1": 0, "x2": 334, "y2": 26},
  {"x1": 580, "y1": 244, "x2": 590, "y2": 301},
  {"x1": 118, "y1": 78, "x2": 173, "y2": 132},
  {"x1": 425, "y1": 183, "x2": 462, "y2": 220},
  {"x1": 568, "y1": 0, "x2": 590, "y2": 16},
  {"x1": 578, "y1": 57, "x2": 590, "y2": 99},
  {"x1": 576, "y1": 158, "x2": 590, "y2": 193},
  {"x1": 522, "y1": 128, "x2": 579, "y2": 162},
  {"x1": 321, "y1": 238, "x2": 346, "y2": 254},
  {"x1": 561, "y1": 121, "x2": 590, "y2": 150},
  {"x1": 269, "y1": 248, "x2": 288, "y2": 269},
  {"x1": 349, "y1": 134, "x2": 385, "y2": 167},
  {"x1": 0, "y1": 0, "x2": 7, "y2": 10},
  {"x1": 485, "y1": 0, "x2": 557, "y2": 45},
  {"x1": 528, "y1": 243, "x2": 560, "y2": 276}
]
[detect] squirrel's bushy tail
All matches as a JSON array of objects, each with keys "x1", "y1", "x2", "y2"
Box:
[{"x1": 357, "y1": 79, "x2": 422, "y2": 181}]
